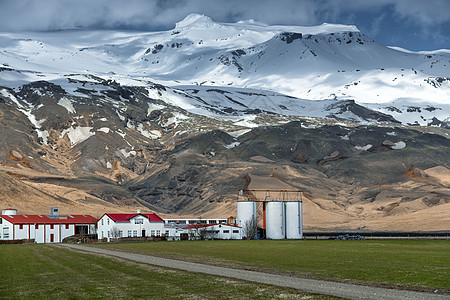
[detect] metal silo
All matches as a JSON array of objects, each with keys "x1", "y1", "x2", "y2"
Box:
[
  {"x1": 285, "y1": 201, "x2": 303, "y2": 239},
  {"x1": 266, "y1": 201, "x2": 285, "y2": 239},
  {"x1": 237, "y1": 201, "x2": 256, "y2": 237}
]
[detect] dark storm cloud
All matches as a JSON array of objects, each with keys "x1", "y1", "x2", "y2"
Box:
[
  {"x1": 0, "y1": 0, "x2": 448, "y2": 50},
  {"x1": 0, "y1": 0, "x2": 449, "y2": 31},
  {"x1": 0, "y1": 0, "x2": 319, "y2": 31}
]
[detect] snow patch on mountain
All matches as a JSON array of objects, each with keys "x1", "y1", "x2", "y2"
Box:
[
  {"x1": 355, "y1": 144, "x2": 372, "y2": 151},
  {"x1": 60, "y1": 126, "x2": 94, "y2": 145},
  {"x1": 58, "y1": 97, "x2": 76, "y2": 113},
  {"x1": 391, "y1": 141, "x2": 406, "y2": 150}
]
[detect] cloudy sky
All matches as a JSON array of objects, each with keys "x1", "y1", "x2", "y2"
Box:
[{"x1": 0, "y1": 0, "x2": 449, "y2": 51}]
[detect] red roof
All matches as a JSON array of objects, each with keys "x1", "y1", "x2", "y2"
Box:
[
  {"x1": 103, "y1": 213, "x2": 164, "y2": 223},
  {"x1": 183, "y1": 223, "x2": 241, "y2": 229},
  {"x1": 0, "y1": 214, "x2": 97, "y2": 224}
]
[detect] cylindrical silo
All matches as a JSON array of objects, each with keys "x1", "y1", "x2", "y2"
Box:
[
  {"x1": 237, "y1": 201, "x2": 256, "y2": 237},
  {"x1": 266, "y1": 201, "x2": 285, "y2": 239},
  {"x1": 285, "y1": 201, "x2": 303, "y2": 239},
  {"x1": 2, "y1": 209, "x2": 18, "y2": 215}
]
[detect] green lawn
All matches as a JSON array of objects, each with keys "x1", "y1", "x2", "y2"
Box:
[
  {"x1": 0, "y1": 244, "x2": 338, "y2": 299},
  {"x1": 91, "y1": 239, "x2": 450, "y2": 292}
]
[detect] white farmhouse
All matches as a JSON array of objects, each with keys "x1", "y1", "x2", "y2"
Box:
[
  {"x1": 97, "y1": 213, "x2": 165, "y2": 241},
  {"x1": 0, "y1": 209, "x2": 96, "y2": 243}
]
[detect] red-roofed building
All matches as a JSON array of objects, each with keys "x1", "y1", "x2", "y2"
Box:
[
  {"x1": 0, "y1": 209, "x2": 97, "y2": 243},
  {"x1": 97, "y1": 212, "x2": 164, "y2": 241}
]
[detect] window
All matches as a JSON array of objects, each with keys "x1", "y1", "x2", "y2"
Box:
[
  {"x1": 133, "y1": 230, "x2": 137, "y2": 237},
  {"x1": 189, "y1": 220, "x2": 196, "y2": 224},
  {"x1": 151, "y1": 230, "x2": 155, "y2": 236},
  {"x1": 19, "y1": 224, "x2": 23, "y2": 229},
  {"x1": 35, "y1": 224, "x2": 39, "y2": 229},
  {"x1": 128, "y1": 230, "x2": 132, "y2": 237},
  {"x1": 208, "y1": 220, "x2": 217, "y2": 224},
  {"x1": 199, "y1": 220, "x2": 207, "y2": 224},
  {"x1": 107, "y1": 218, "x2": 109, "y2": 225},
  {"x1": 3, "y1": 228, "x2": 9, "y2": 239},
  {"x1": 107, "y1": 231, "x2": 110, "y2": 237},
  {"x1": 156, "y1": 230, "x2": 161, "y2": 237},
  {"x1": 119, "y1": 231, "x2": 123, "y2": 238},
  {"x1": 233, "y1": 230, "x2": 239, "y2": 233},
  {"x1": 101, "y1": 219, "x2": 103, "y2": 225},
  {"x1": 223, "y1": 230, "x2": 229, "y2": 233},
  {"x1": 165, "y1": 230, "x2": 169, "y2": 235},
  {"x1": 50, "y1": 224, "x2": 54, "y2": 229},
  {"x1": 179, "y1": 220, "x2": 186, "y2": 224},
  {"x1": 101, "y1": 231, "x2": 104, "y2": 238},
  {"x1": 0, "y1": 218, "x2": 2, "y2": 224},
  {"x1": 135, "y1": 218, "x2": 143, "y2": 224},
  {"x1": 65, "y1": 224, "x2": 69, "y2": 229}
]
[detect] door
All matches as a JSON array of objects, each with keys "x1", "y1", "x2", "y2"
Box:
[
  {"x1": 142, "y1": 229, "x2": 146, "y2": 237},
  {"x1": 50, "y1": 234, "x2": 54, "y2": 243}
]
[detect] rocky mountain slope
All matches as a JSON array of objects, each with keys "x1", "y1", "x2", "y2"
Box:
[{"x1": 0, "y1": 15, "x2": 449, "y2": 231}]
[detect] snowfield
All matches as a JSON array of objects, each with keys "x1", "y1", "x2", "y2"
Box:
[{"x1": 0, "y1": 14, "x2": 449, "y2": 126}]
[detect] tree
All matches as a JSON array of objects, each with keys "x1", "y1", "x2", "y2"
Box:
[
  {"x1": 243, "y1": 218, "x2": 258, "y2": 240},
  {"x1": 188, "y1": 228, "x2": 198, "y2": 240},
  {"x1": 199, "y1": 225, "x2": 216, "y2": 240},
  {"x1": 110, "y1": 226, "x2": 121, "y2": 241}
]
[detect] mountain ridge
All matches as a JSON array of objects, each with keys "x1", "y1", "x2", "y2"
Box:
[{"x1": 0, "y1": 15, "x2": 449, "y2": 230}]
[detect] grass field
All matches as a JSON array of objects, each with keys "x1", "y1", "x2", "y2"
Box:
[
  {"x1": 91, "y1": 239, "x2": 450, "y2": 292},
  {"x1": 0, "y1": 244, "x2": 338, "y2": 299}
]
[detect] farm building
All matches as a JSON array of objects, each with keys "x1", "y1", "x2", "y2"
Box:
[
  {"x1": 0, "y1": 208, "x2": 97, "y2": 243},
  {"x1": 181, "y1": 223, "x2": 243, "y2": 240},
  {"x1": 164, "y1": 218, "x2": 228, "y2": 225},
  {"x1": 97, "y1": 212, "x2": 165, "y2": 241},
  {"x1": 163, "y1": 217, "x2": 242, "y2": 240}
]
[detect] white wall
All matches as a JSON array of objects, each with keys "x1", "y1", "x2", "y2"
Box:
[{"x1": 0, "y1": 219, "x2": 13, "y2": 240}]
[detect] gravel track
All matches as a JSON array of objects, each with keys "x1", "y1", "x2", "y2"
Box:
[{"x1": 58, "y1": 244, "x2": 449, "y2": 300}]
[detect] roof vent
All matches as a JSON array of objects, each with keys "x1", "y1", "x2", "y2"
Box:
[{"x1": 2, "y1": 209, "x2": 18, "y2": 215}]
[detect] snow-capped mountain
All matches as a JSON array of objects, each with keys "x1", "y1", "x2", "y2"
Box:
[
  {"x1": 1, "y1": 15, "x2": 450, "y2": 230},
  {"x1": 0, "y1": 13, "x2": 449, "y2": 126}
]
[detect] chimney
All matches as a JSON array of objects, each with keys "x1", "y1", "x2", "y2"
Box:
[
  {"x1": 137, "y1": 209, "x2": 141, "y2": 214},
  {"x1": 51, "y1": 207, "x2": 59, "y2": 216}
]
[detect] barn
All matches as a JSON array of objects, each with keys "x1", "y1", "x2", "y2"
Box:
[{"x1": 0, "y1": 209, "x2": 97, "y2": 243}]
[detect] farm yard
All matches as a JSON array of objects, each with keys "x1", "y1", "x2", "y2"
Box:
[
  {"x1": 0, "y1": 243, "x2": 335, "y2": 299},
  {"x1": 91, "y1": 239, "x2": 450, "y2": 293},
  {"x1": 1, "y1": 239, "x2": 449, "y2": 299}
]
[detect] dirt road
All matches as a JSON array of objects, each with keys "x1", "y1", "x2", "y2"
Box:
[{"x1": 58, "y1": 244, "x2": 449, "y2": 300}]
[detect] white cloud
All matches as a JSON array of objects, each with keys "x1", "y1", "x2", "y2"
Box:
[{"x1": 392, "y1": 0, "x2": 450, "y2": 25}]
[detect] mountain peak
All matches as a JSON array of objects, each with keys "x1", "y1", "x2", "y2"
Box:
[{"x1": 175, "y1": 13, "x2": 214, "y2": 28}]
